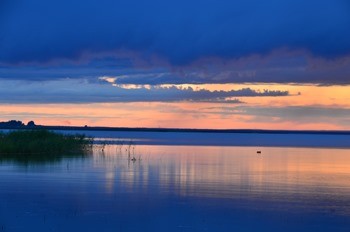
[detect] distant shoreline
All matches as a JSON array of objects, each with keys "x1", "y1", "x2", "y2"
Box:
[
  {"x1": 2, "y1": 125, "x2": 350, "y2": 148},
  {"x1": 1, "y1": 125, "x2": 350, "y2": 135}
]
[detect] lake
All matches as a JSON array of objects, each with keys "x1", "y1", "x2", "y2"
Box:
[{"x1": 1, "y1": 131, "x2": 350, "y2": 231}]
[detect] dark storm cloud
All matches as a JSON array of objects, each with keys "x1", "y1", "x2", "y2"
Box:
[
  {"x1": 1, "y1": 0, "x2": 350, "y2": 85},
  {"x1": 1, "y1": 0, "x2": 350, "y2": 65},
  {"x1": 2, "y1": 52, "x2": 350, "y2": 85}
]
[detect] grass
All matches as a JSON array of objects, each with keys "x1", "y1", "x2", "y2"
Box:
[{"x1": 0, "y1": 130, "x2": 93, "y2": 162}]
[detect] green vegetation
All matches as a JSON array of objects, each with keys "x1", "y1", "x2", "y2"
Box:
[{"x1": 0, "y1": 130, "x2": 93, "y2": 162}]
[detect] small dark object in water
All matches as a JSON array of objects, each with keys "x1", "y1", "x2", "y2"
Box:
[
  {"x1": 131, "y1": 157, "x2": 136, "y2": 162},
  {"x1": 257, "y1": 151, "x2": 262, "y2": 154}
]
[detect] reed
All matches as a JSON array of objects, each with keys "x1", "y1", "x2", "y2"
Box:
[{"x1": 0, "y1": 130, "x2": 92, "y2": 155}]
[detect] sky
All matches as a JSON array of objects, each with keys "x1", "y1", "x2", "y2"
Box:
[{"x1": 1, "y1": 0, "x2": 350, "y2": 129}]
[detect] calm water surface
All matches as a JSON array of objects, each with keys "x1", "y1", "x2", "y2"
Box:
[{"x1": 1, "y1": 145, "x2": 350, "y2": 231}]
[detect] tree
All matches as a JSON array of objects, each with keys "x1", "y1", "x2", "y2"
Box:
[{"x1": 27, "y1": 121, "x2": 36, "y2": 127}]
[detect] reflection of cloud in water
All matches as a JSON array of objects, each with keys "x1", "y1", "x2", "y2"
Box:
[{"x1": 92, "y1": 145, "x2": 350, "y2": 215}]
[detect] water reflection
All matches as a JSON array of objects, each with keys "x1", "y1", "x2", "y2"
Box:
[
  {"x1": 94, "y1": 145, "x2": 350, "y2": 214},
  {"x1": 1, "y1": 145, "x2": 350, "y2": 231},
  {"x1": 0, "y1": 152, "x2": 90, "y2": 165}
]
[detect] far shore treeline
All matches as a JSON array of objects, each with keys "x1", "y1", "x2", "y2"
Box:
[
  {"x1": 0, "y1": 120, "x2": 350, "y2": 135},
  {"x1": 0, "y1": 120, "x2": 36, "y2": 129}
]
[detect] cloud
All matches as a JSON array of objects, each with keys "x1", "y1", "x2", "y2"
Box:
[
  {"x1": 0, "y1": 79, "x2": 289, "y2": 104},
  {"x1": 1, "y1": 0, "x2": 349, "y2": 85},
  {"x1": 1, "y1": 0, "x2": 350, "y2": 65},
  {"x1": 2, "y1": 50, "x2": 350, "y2": 85},
  {"x1": 202, "y1": 105, "x2": 350, "y2": 126}
]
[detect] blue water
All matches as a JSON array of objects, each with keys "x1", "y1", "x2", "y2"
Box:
[
  {"x1": 59, "y1": 129, "x2": 350, "y2": 148},
  {"x1": 1, "y1": 144, "x2": 350, "y2": 231}
]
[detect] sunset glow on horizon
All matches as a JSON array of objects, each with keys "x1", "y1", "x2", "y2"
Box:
[{"x1": 1, "y1": 83, "x2": 349, "y2": 130}]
